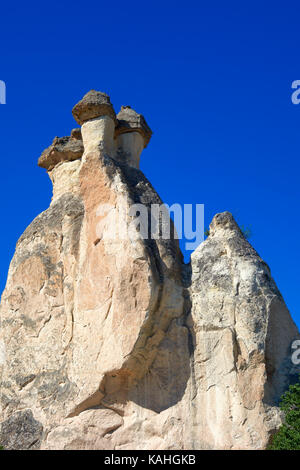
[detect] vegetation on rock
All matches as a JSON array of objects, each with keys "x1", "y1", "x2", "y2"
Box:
[{"x1": 268, "y1": 376, "x2": 300, "y2": 450}]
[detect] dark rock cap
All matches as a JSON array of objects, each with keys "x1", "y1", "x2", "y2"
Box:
[
  {"x1": 38, "y1": 135, "x2": 84, "y2": 171},
  {"x1": 115, "y1": 106, "x2": 152, "y2": 148},
  {"x1": 72, "y1": 90, "x2": 116, "y2": 125}
]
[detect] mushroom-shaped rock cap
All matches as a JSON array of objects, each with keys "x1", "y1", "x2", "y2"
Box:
[
  {"x1": 72, "y1": 90, "x2": 116, "y2": 125},
  {"x1": 38, "y1": 135, "x2": 84, "y2": 171},
  {"x1": 116, "y1": 106, "x2": 152, "y2": 148}
]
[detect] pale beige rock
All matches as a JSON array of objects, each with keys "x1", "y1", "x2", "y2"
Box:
[
  {"x1": 0, "y1": 90, "x2": 185, "y2": 449},
  {"x1": 115, "y1": 132, "x2": 145, "y2": 169},
  {"x1": 81, "y1": 116, "x2": 116, "y2": 157},
  {"x1": 188, "y1": 212, "x2": 299, "y2": 449},
  {"x1": 49, "y1": 159, "x2": 81, "y2": 202},
  {"x1": 44, "y1": 408, "x2": 123, "y2": 450},
  {"x1": 0, "y1": 91, "x2": 299, "y2": 450}
]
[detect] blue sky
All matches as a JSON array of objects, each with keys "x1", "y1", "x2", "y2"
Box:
[{"x1": 0, "y1": 1, "x2": 299, "y2": 328}]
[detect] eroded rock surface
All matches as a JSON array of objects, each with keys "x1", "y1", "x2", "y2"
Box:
[
  {"x1": 188, "y1": 211, "x2": 299, "y2": 449},
  {"x1": 0, "y1": 91, "x2": 299, "y2": 450},
  {"x1": 38, "y1": 135, "x2": 84, "y2": 171}
]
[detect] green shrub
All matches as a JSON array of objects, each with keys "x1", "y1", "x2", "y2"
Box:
[{"x1": 268, "y1": 376, "x2": 300, "y2": 450}]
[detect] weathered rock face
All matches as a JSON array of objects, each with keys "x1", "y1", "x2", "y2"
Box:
[
  {"x1": 0, "y1": 91, "x2": 299, "y2": 450},
  {"x1": 188, "y1": 212, "x2": 299, "y2": 449},
  {"x1": 38, "y1": 134, "x2": 84, "y2": 171}
]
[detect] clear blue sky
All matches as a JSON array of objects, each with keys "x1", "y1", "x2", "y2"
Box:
[{"x1": 0, "y1": 1, "x2": 299, "y2": 328}]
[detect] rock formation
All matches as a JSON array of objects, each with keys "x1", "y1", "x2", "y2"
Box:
[{"x1": 0, "y1": 90, "x2": 299, "y2": 450}]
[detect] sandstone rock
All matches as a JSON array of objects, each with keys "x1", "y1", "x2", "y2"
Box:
[
  {"x1": 45, "y1": 408, "x2": 123, "y2": 450},
  {"x1": 0, "y1": 91, "x2": 299, "y2": 450},
  {"x1": 0, "y1": 90, "x2": 185, "y2": 449},
  {"x1": 188, "y1": 211, "x2": 299, "y2": 449}
]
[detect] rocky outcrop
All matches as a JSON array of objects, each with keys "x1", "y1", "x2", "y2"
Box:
[
  {"x1": 38, "y1": 134, "x2": 84, "y2": 171},
  {"x1": 0, "y1": 91, "x2": 299, "y2": 450},
  {"x1": 188, "y1": 212, "x2": 299, "y2": 449},
  {"x1": 116, "y1": 105, "x2": 152, "y2": 147}
]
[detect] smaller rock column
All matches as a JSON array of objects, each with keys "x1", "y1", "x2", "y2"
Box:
[
  {"x1": 38, "y1": 131, "x2": 84, "y2": 202},
  {"x1": 115, "y1": 106, "x2": 152, "y2": 169}
]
